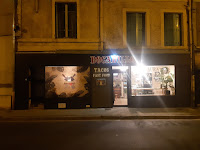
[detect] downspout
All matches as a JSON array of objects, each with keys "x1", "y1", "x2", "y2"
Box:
[
  {"x1": 35, "y1": 0, "x2": 39, "y2": 13},
  {"x1": 99, "y1": 0, "x2": 104, "y2": 51},
  {"x1": 13, "y1": 0, "x2": 19, "y2": 109},
  {"x1": 188, "y1": 0, "x2": 195, "y2": 107}
]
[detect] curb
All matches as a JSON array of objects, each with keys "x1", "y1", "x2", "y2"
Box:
[{"x1": 1, "y1": 115, "x2": 200, "y2": 121}]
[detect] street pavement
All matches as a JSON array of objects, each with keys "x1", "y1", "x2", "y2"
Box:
[
  {"x1": 0, "y1": 119, "x2": 200, "y2": 150},
  {"x1": 1, "y1": 107, "x2": 200, "y2": 121}
]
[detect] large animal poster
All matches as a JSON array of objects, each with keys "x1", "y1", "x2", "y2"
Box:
[{"x1": 45, "y1": 66, "x2": 90, "y2": 98}]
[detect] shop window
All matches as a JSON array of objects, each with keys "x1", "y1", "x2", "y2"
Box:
[
  {"x1": 127, "y1": 13, "x2": 145, "y2": 47},
  {"x1": 55, "y1": 2, "x2": 77, "y2": 38},
  {"x1": 45, "y1": 66, "x2": 90, "y2": 98},
  {"x1": 131, "y1": 65, "x2": 175, "y2": 96},
  {"x1": 164, "y1": 13, "x2": 182, "y2": 46}
]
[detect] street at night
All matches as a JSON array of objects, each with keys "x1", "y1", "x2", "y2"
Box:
[
  {"x1": 1, "y1": 0, "x2": 200, "y2": 150},
  {"x1": 0, "y1": 119, "x2": 200, "y2": 150}
]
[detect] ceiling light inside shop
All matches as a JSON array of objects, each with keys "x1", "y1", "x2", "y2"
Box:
[
  {"x1": 112, "y1": 66, "x2": 128, "y2": 72},
  {"x1": 120, "y1": 66, "x2": 128, "y2": 72}
]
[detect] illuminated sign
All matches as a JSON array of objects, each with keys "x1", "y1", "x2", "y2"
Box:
[{"x1": 90, "y1": 55, "x2": 135, "y2": 64}]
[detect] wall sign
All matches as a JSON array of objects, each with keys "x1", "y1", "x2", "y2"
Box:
[
  {"x1": 90, "y1": 55, "x2": 135, "y2": 64},
  {"x1": 96, "y1": 78, "x2": 106, "y2": 86},
  {"x1": 93, "y1": 67, "x2": 110, "y2": 78}
]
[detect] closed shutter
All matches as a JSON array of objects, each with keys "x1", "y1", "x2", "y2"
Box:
[
  {"x1": 68, "y1": 3, "x2": 77, "y2": 38},
  {"x1": 164, "y1": 13, "x2": 182, "y2": 46},
  {"x1": 173, "y1": 14, "x2": 181, "y2": 46},
  {"x1": 136, "y1": 13, "x2": 143, "y2": 46},
  {"x1": 127, "y1": 13, "x2": 136, "y2": 47},
  {"x1": 127, "y1": 13, "x2": 145, "y2": 47},
  {"x1": 55, "y1": 3, "x2": 65, "y2": 38},
  {"x1": 55, "y1": 3, "x2": 77, "y2": 38}
]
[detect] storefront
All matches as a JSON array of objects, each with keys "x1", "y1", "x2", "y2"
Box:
[
  {"x1": 195, "y1": 70, "x2": 200, "y2": 106},
  {"x1": 15, "y1": 53, "x2": 191, "y2": 109}
]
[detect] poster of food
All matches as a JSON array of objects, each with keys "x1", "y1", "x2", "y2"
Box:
[{"x1": 45, "y1": 66, "x2": 90, "y2": 98}]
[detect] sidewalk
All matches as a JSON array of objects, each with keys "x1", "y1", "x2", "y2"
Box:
[{"x1": 1, "y1": 107, "x2": 200, "y2": 121}]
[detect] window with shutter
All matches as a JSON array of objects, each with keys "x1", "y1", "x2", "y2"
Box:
[
  {"x1": 127, "y1": 13, "x2": 145, "y2": 47},
  {"x1": 164, "y1": 13, "x2": 182, "y2": 46},
  {"x1": 55, "y1": 2, "x2": 77, "y2": 38}
]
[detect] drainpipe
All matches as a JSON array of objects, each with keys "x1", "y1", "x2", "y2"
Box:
[
  {"x1": 188, "y1": 0, "x2": 195, "y2": 107},
  {"x1": 13, "y1": 0, "x2": 18, "y2": 109},
  {"x1": 35, "y1": 0, "x2": 39, "y2": 13},
  {"x1": 99, "y1": 0, "x2": 104, "y2": 51}
]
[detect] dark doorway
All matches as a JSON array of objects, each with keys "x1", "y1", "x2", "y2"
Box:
[{"x1": 195, "y1": 70, "x2": 200, "y2": 106}]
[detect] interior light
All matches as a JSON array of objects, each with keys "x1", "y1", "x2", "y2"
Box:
[
  {"x1": 135, "y1": 63, "x2": 146, "y2": 76},
  {"x1": 120, "y1": 66, "x2": 128, "y2": 72},
  {"x1": 113, "y1": 73, "x2": 118, "y2": 76}
]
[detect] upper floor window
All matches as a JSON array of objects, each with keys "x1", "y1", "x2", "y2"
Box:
[
  {"x1": 55, "y1": 2, "x2": 77, "y2": 38},
  {"x1": 127, "y1": 13, "x2": 145, "y2": 47},
  {"x1": 164, "y1": 13, "x2": 182, "y2": 46}
]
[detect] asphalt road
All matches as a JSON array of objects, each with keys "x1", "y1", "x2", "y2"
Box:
[{"x1": 0, "y1": 119, "x2": 200, "y2": 150}]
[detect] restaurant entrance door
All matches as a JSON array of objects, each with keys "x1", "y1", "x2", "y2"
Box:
[{"x1": 112, "y1": 66, "x2": 128, "y2": 106}]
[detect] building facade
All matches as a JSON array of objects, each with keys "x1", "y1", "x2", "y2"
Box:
[
  {"x1": 0, "y1": 0, "x2": 14, "y2": 109},
  {"x1": 194, "y1": 1, "x2": 200, "y2": 106},
  {"x1": 13, "y1": 0, "x2": 200, "y2": 109}
]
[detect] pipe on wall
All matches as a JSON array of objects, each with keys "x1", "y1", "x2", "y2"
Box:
[
  {"x1": 188, "y1": 0, "x2": 196, "y2": 107},
  {"x1": 35, "y1": 0, "x2": 39, "y2": 13},
  {"x1": 99, "y1": 0, "x2": 104, "y2": 51}
]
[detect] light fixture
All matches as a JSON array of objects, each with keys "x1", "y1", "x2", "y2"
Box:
[
  {"x1": 135, "y1": 63, "x2": 146, "y2": 76},
  {"x1": 111, "y1": 55, "x2": 119, "y2": 60},
  {"x1": 113, "y1": 73, "x2": 118, "y2": 76},
  {"x1": 120, "y1": 66, "x2": 128, "y2": 72}
]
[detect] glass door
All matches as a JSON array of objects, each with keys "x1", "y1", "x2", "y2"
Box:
[{"x1": 113, "y1": 68, "x2": 128, "y2": 106}]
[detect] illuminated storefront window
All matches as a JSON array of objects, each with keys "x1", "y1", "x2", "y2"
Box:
[
  {"x1": 45, "y1": 66, "x2": 90, "y2": 98},
  {"x1": 131, "y1": 65, "x2": 175, "y2": 96}
]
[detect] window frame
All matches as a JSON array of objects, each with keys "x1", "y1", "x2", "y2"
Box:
[
  {"x1": 161, "y1": 9, "x2": 187, "y2": 49},
  {"x1": 52, "y1": 0, "x2": 80, "y2": 40},
  {"x1": 123, "y1": 9, "x2": 150, "y2": 48}
]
